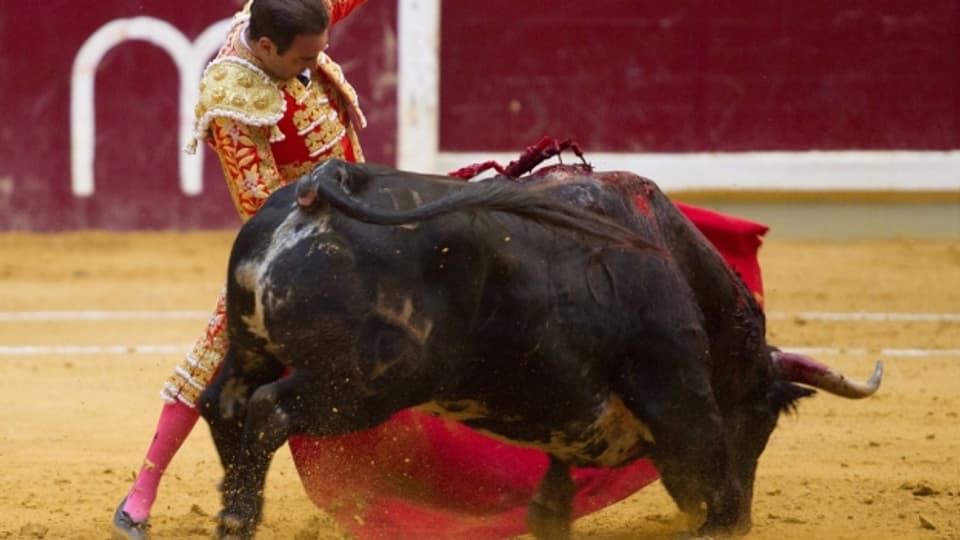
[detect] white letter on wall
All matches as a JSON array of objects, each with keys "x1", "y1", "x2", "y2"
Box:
[{"x1": 70, "y1": 16, "x2": 231, "y2": 197}]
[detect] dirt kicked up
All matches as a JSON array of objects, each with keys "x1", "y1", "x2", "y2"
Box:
[{"x1": 0, "y1": 232, "x2": 957, "y2": 540}]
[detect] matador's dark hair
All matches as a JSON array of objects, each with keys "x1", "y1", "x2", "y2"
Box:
[{"x1": 249, "y1": 0, "x2": 330, "y2": 54}]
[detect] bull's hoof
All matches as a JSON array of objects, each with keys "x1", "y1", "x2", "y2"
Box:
[
  {"x1": 112, "y1": 498, "x2": 150, "y2": 540},
  {"x1": 696, "y1": 517, "x2": 751, "y2": 538},
  {"x1": 527, "y1": 500, "x2": 571, "y2": 540},
  {"x1": 671, "y1": 532, "x2": 716, "y2": 540},
  {"x1": 216, "y1": 512, "x2": 253, "y2": 540}
]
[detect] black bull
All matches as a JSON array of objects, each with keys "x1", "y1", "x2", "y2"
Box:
[{"x1": 199, "y1": 159, "x2": 882, "y2": 539}]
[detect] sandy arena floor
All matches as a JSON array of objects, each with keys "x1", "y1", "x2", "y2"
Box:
[{"x1": 0, "y1": 231, "x2": 957, "y2": 539}]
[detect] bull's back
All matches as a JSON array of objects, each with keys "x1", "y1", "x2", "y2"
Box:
[{"x1": 520, "y1": 169, "x2": 769, "y2": 395}]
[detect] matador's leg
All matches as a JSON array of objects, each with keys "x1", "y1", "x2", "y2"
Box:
[{"x1": 118, "y1": 288, "x2": 229, "y2": 526}]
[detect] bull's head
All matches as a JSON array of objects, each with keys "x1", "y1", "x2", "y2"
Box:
[{"x1": 719, "y1": 348, "x2": 883, "y2": 534}]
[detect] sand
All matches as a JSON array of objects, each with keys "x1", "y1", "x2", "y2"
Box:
[{"x1": 0, "y1": 232, "x2": 957, "y2": 539}]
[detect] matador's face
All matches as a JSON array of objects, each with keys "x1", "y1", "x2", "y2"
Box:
[{"x1": 259, "y1": 30, "x2": 329, "y2": 81}]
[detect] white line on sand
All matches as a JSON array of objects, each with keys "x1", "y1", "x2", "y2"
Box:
[
  {"x1": 0, "y1": 344, "x2": 192, "y2": 355},
  {"x1": 0, "y1": 310, "x2": 209, "y2": 321}
]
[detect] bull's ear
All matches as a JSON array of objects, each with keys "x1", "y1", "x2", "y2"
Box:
[
  {"x1": 327, "y1": 159, "x2": 371, "y2": 198},
  {"x1": 329, "y1": 159, "x2": 353, "y2": 193},
  {"x1": 773, "y1": 381, "x2": 816, "y2": 415},
  {"x1": 308, "y1": 158, "x2": 347, "y2": 187},
  {"x1": 311, "y1": 158, "x2": 370, "y2": 196}
]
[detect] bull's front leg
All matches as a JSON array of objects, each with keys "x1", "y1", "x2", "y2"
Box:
[
  {"x1": 616, "y1": 332, "x2": 750, "y2": 537},
  {"x1": 527, "y1": 455, "x2": 575, "y2": 540}
]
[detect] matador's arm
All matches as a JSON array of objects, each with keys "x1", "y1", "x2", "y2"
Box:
[
  {"x1": 325, "y1": 0, "x2": 368, "y2": 24},
  {"x1": 207, "y1": 117, "x2": 284, "y2": 222}
]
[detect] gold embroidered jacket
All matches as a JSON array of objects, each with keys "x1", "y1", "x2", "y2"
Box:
[{"x1": 188, "y1": 0, "x2": 367, "y2": 221}]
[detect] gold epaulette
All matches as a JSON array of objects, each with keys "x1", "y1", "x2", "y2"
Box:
[{"x1": 187, "y1": 57, "x2": 285, "y2": 154}]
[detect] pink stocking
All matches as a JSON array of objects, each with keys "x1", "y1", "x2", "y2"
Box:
[{"x1": 122, "y1": 400, "x2": 199, "y2": 522}]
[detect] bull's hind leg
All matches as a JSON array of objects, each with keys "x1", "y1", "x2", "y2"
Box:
[
  {"x1": 527, "y1": 456, "x2": 576, "y2": 540},
  {"x1": 198, "y1": 348, "x2": 284, "y2": 540},
  {"x1": 210, "y1": 366, "x2": 405, "y2": 540},
  {"x1": 214, "y1": 380, "x2": 292, "y2": 540},
  {"x1": 615, "y1": 333, "x2": 749, "y2": 537}
]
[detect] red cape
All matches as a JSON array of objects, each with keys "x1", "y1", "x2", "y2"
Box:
[{"x1": 287, "y1": 202, "x2": 768, "y2": 540}]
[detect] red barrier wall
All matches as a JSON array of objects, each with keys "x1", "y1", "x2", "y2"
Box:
[
  {"x1": 440, "y1": 1, "x2": 960, "y2": 152},
  {"x1": 0, "y1": 1, "x2": 957, "y2": 231}
]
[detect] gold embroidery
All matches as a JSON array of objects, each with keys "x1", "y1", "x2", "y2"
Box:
[
  {"x1": 197, "y1": 60, "x2": 284, "y2": 132},
  {"x1": 280, "y1": 73, "x2": 353, "y2": 159},
  {"x1": 162, "y1": 289, "x2": 230, "y2": 406},
  {"x1": 285, "y1": 79, "x2": 324, "y2": 133},
  {"x1": 209, "y1": 117, "x2": 281, "y2": 220},
  {"x1": 278, "y1": 161, "x2": 320, "y2": 183},
  {"x1": 283, "y1": 77, "x2": 309, "y2": 106},
  {"x1": 317, "y1": 53, "x2": 367, "y2": 129},
  {"x1": 306, "y1": 125, "x2": 346, "y2": 157},
  {"x1": 278, "y1": 141, "x2": 349, "y2": 181}
]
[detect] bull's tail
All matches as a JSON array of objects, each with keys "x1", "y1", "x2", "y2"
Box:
[{"x1": 297, "y1": 159, "x2": 659, "y2": 251}]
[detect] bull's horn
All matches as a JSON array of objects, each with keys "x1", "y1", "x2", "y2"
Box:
[{"x1": 771, "y1": 350, "x2": 883, "y2": 399}]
